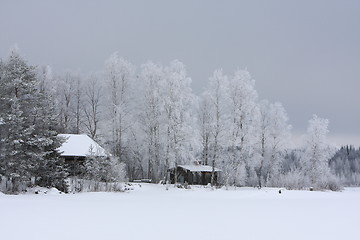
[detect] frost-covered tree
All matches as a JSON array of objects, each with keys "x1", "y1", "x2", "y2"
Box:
[
  {"x1": 104, "y1": 53, "x2": 135, "y2": 160},
  {"x1": 0, "y1": 48, "x2": 67, "y2": 192},
  {"x1": 55, "y1": 72, "x2": 83, "y2": 133},
  {"x1": 37, "y1": 65, "x2": 53, "y2": 94},
  {"x1": 204, "y1": 69, "x2": 229, "y2": 186},
  {"x1": 265, "y1": 102, "x2": 291, "y2": 185},
  {"x1": 0, "y1": 49, "x2": 41, "y2": 187},
  {"x1": 72, "y1": 76, "x2": 83, "y2": 134},
  {"x1": 256, "y1": 101, "x2": 291, "y2": 187},
  {"x1": 139, "y1": 62, "x2": 165, "y2": 181},
  {"x1": 225, "y1": 69, "x2": 259, "y2": 186},
  {"x1": 198, "y1": 92, "x2": 213, "y2": 166},
  {"x1": 57, "y1": 73, "x2": 73, "y2": 133},
  {"x1": 162, "y1": 60, "x2": 198, "y2": 183},
  {"x1": 301, "y1": 115, "x2": 339, "y2": 190},
  {"x1": 103, "y1": 53, "x2": 138, "y2": 182},
  {"x1": 83, "y1": 75, "x2": 102, "y2": 140}
]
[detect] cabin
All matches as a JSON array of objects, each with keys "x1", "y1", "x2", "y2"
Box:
[
  {"x1": 169, "y1": 164, "x2": 222, "y2": 185},
  {"x1": 57, "y1": 134, "x2": 109, "y2": 175}
]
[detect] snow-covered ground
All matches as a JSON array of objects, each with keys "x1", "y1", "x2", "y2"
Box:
[{"x1": 1, "y1": 184, "x2": 359, "y2": 240}]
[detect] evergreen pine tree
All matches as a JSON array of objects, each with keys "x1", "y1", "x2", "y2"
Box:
[{"x1": 0, "y1": 48, "x2": 68, "y2": 192}]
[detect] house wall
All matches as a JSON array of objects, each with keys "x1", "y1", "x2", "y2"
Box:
[
  {"x1": 62, "y1": 156, "x2": 86, "y2": 176},
  {"x1": 169, "y1": 167, "x2": 219, "y2": 185}
]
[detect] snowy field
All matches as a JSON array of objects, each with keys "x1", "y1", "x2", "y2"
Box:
[{"x1": 1, "y1": 185, "x2": 359, "y2": 240}]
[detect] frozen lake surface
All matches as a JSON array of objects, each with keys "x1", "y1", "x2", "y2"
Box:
[{"x1": 1, "y1": 184, "x2": 359, "y2": 240}]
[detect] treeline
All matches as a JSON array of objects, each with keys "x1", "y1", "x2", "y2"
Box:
[
  {"x1": 279, "y1": 146, "x2": 360, "y2": 187},
  {"x1": 330, "y1": 146, "x2": 360, "y2": 186},
  {"x1": 0, "y1": 47, "x2": 354, "y2": 192}
]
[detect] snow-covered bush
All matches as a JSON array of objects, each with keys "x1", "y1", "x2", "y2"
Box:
[
  {"x1": 66, "y1": 178, "x2": 126, "y2": 193},
  {"x1": 83, "y1": 156, "x2": 127, "y2": 182},
  {"x1": 314, "y1": 173, "x2": 342, "y2": 191},
  {"x1": 280, "y1": 170, "x2": 308, "y2": 190}
]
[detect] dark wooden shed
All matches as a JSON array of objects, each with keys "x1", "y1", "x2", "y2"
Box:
[{"x1": 169, "y1": 165, "x2": 222, "y2": 185}]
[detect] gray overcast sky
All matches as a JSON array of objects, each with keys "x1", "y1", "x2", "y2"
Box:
[{"x1": 1, "y1": 0, "x2": 359, "y2": 146}]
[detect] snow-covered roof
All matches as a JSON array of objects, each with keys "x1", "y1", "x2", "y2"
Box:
[
  {"x1": 57, "y1": 134, "x2": 108, "y2": 157},
  {"x1": 178, "y1": 165, "x2": 222, "y2": 172}
]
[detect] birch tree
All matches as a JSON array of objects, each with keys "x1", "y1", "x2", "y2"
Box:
[
  {"x1": 206, "y1": 69, "x2": 229, "y2": 186},
  {"x1": 139, "y1": 62, "x2": 164, "y2": 181},
  {"x1": 163, "y1": 60, "x2": 198, "y2": 183},
  {"x1": 226, "y1": 69, "x2": 259, "y2": 186},
  {"x1": 256, "y1": 101, "x2": 291, "y2": 187},
  {"x1": 104, "y1": 53, "x2": 135, "y2": 160},
  {"x1": 56, "y1": 72, "x2": 79, "y2": 133},
  {"x1": 83, "y1": 75, "x2": 102, "y2": 140},
  {"x1": 103, "y1": 53, "x2": 137, "y2": 183},
  {"x1": 72, "y1": 76, "x2": 83, "y2": 134},
  {"x1": 198, "y1": 92, "x2": 213, "y2": 166},
  {"x1": 301, "y1": 115, "x2": 339, "y2": 190}
]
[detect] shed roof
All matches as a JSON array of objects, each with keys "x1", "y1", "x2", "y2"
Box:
[
  {"x1": 57, "y1": 134, "x2": 108, "y2": 157},
  {"x1": 178, "y1": 165, "x2": 222, "y2": 172}
]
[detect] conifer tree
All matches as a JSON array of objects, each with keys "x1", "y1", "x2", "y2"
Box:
[{"x1": 0, "y1": 48, "x2": 67, "y2": 192}]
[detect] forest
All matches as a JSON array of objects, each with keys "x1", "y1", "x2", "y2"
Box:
[{"x1": 0, "y1": 47, "x2": 359, "y2": 193}]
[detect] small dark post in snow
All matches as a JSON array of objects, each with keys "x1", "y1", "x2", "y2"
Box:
[{"x1": 278, "y1": 189, "x2": 282, "y2": 194}]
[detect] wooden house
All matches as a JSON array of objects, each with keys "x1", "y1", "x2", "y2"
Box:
[
  {"x1": 57, "y1": 134, "x2": 109, "y2": 175},
  {"x1": 169, "y1": 164, "x2": 222, "y2": 185}
]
